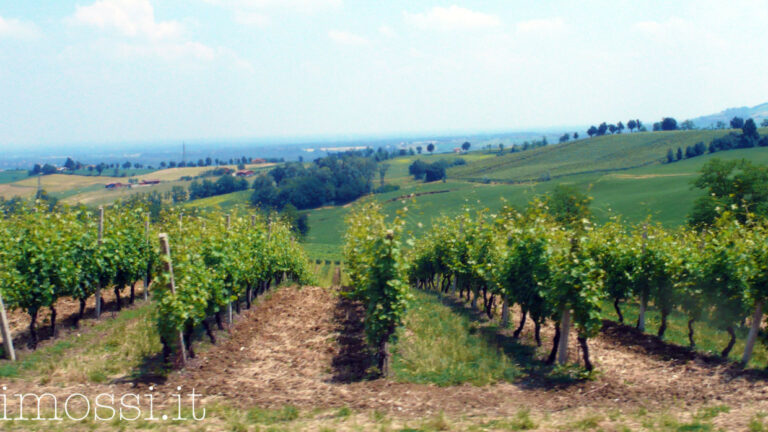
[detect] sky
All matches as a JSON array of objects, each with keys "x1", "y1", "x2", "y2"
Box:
[{"x1": 1, "y1": 0, "x2": 768, "y2": 149}]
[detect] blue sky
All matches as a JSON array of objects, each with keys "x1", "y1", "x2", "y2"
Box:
[{"x1": 1, "y1": 0, "x2": 768, "y2": 148}]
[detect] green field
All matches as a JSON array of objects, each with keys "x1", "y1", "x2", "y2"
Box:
[{"x1": 0, "y1": 170, "x2": 29, "y2": 184}]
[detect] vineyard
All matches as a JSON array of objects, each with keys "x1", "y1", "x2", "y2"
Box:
[
  {"x1": 0, "y1": 202, "x2": 312, "y2": 364},
  {"x1": 1, "y1": 199, "x2": 768, "y2": 429},
  {"x1": 402, "y1": 201, "x2": 768, "y2": 371}
]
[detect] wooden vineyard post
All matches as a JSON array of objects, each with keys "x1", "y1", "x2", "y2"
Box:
[
  {"x1": 143, "y1": 213, "x2": 150, "y2": 301},
  {"x1": 742, "y1": 300, "x2": 764, "y2": 366},
  {"x1": 225, "y1": 214, "x2": 233, "y2": 326},
  {"x1": 95, "y1": 206, "x2": 104, "y2": 318},
  {"x1": 637, "y1": 223, "x2": 648, "y2": 332},
  {"x1": 0, "y1": 292, "x2": 15, "y2": 361},
  {"x1": 557, "y1": 307, "x2": 571, "y2": 365},
  {"x1": 332, "y1": 266, "x2": 341, "y2": 287},
  {"x1": 158, "y1": 233, "x2": 187, "y2": 367}
]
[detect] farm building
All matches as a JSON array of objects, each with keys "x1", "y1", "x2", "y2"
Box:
[{"x1": 236, "y1": 170, "x2": 255, "y2": 177}]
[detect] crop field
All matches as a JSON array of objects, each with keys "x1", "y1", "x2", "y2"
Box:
[
  {"x1": 0, "y1": 174, "x2": 127, "y2": 199},
  {"x1": 61, "y1": 179, "x2": 195, "y2": 205},
  {"x1": 134, "y1": 163, "x2": 273, "y2": 182}
]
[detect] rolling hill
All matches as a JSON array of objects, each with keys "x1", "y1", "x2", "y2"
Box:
[
  {"x1": 447, "y1": 128, "x2": 756, "y2": 183},
  {"x1": 691, "y1": 102, "x2": 768, "y2": 128}
]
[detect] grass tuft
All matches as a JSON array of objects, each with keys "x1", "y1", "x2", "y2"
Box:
[{"x1": 392, "y1": 290, "x2": 520, "y2": 386}]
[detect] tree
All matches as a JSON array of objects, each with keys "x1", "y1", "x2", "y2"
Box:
[
  {"x1": 409, "y1": 160, "x2": 428, "y2": 180},
  {"x1": 559, "y1": 133, "x2": 570, "y2": 143},
  {"x1": 498, "y1": 143, "x2": 504, "y2": 153},
  {"x1": 250, "y1": 176, "x2": 279, "y2": 208},
  {"x1": 730, "y1": 116, "x2": 744, "y2": 129},
  {"x1": 628, "y1": 119, "x2": 637, "y2": 132},
  {"x1": 416, "y1": 146, "x2": 422, "y2": 154},
  {"x1": 667, "y1": 149, "x2": 674, "y2": 163},
  {"x1": 424, "y1": 163, "x2": 446, "y2": 182},
  {"x1": 608, "y1": 124, "x2": 617, "y2": 134},
  {"x1": 573, "y1": 132, "x2": 579, "y2": 140},
  {"x1": 617, "y1": 121, "x2": 625, "y2": 134},
  {"x1": 378, "y1": 164, "x2": 389, "y2": 187},
  {"x1": 676, "y1": 147, "x2": 683, "y2": 161},
  {"x1": 461, "y1": 142, "x2": 471, "y2": 152},
  {"x1": 716, "y1": 120, "x2": 726, "y2": 129},
  {"x1": 546, "y1": 185, "x2": 592, "y2": 228},
  {"x1": 171, "y1": 186, "x2": 188, "y2": 203},
  {"x1": 281, "y1": 204, "x2": 309, "y2": 237},
  {"x1": 427, "y1": 143, "x2": 435, "y2": 154},
  {"x1": 64, "y1": 158, "x2": 76, "y2": 171},
  {"x1": 680, "y1": 120, "x2": 696, "y2": 130},
  {"x1": 587, "y1": 126, "x2": 597, "y2": 137},
  {"x1": 41, "y1": 164, "x2": 57, "y2": 175},
  {"x1": 761, "y1": 119, "x2": 768, "y2": 128},
  {"x1": 743, "y1": 118, "x2": 758, "y2": 139},
  {"x1": 597, "y1": 122, "x2": 608, "y2": 136},
  {"x1": 661, "y1": 117, "x2": 678, "y2": 131},
  {"x1": 688, "y1": 159, "x2": 768, "y2": 227}
]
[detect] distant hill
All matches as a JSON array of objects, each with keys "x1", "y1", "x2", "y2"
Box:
[
  {"x1": 691, "y1": 102, "x2": 768, "y2": 128},
  {"x1": 448, "y1": 129, "x2": 747, "y2": 183}
]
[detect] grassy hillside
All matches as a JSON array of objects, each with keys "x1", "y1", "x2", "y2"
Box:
[
  {"x1": 448, "y1": 128, "x2": 761, "y2": 182},
  {"x1": 0, "y1": 170, "x2": 28, "y2": 184},
  {"x1": 302, "y1": 144, "x2": 768, "y2": 259},
  {"x1": 179, "y1": 137, "x2": 768, "y2": 260}
]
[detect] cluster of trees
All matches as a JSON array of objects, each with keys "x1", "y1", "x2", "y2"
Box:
[
  {"x1": 250, "y1": 152, "x2": 376, "y2": 211},
  {"x1": 408, "y1": 158, "x2": 466, "y2": 182},
  {"x1": 496, "y1": 136, "x2": 549, "y2": 156},
  {"x1": 187, "y1": 175, "x2": 249, "y2": 201},
  {"x1": 587, "y1": 119, "x2": 643, "y2": 137},
  {"x1": 558, "y1": 132, "x2": 580, "y2": 143},
  {"x1": 666, "y1": 118, "x2": 768, "y2": 163}
]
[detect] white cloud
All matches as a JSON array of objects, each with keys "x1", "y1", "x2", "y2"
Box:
[
  {"x1": 206, "y1": 0, "x2": 341, "y2": 25},
  {"x1": 403, "y1": 6, "x2": 500, "y2": 31},
  {"x1": 516, "y1": 17, "x2": 566, "y2": 34},
  {"x1": 210, "y1": 0, "x2": 341, "y2": 13},
  {"x1": 378, "y1": 25, "x2": 395, "y2": 38},
  {"x1": 328, "y1": 30, "x2": 368, "y2": 46},
  {"x1": 68, "y1": 0, "x2": 183, "y2": 40},
  {"x1": 0, "y1": 15, "x2": 41, "y2": 39}
]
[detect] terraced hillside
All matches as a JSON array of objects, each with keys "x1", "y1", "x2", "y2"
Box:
[{"x1": 448, "y1": 128, "x2": 761, "y2": 182}]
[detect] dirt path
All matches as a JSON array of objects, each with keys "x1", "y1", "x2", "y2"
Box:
[{"x1": 168, "y1": 285, "x2": 768, "y2": 420}]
